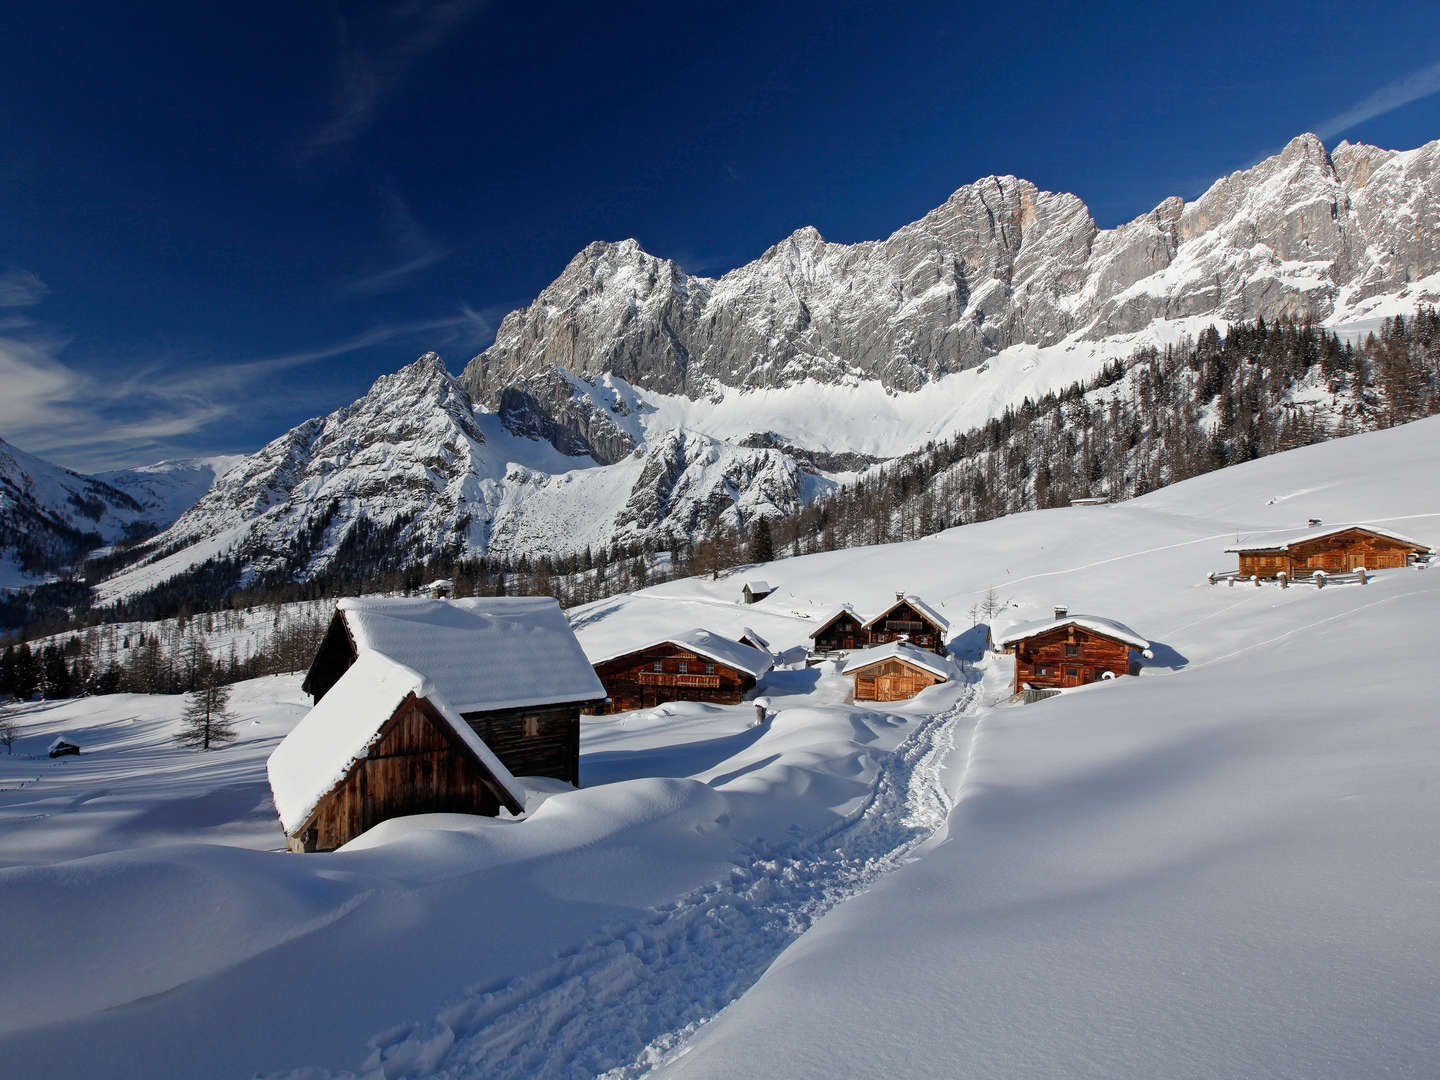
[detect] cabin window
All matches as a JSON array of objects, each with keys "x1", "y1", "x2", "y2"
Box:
[
  {"x1": 678, "y1": 661, "x2": 688, "y2": 673},
  {"x1": 1065, "y1": 644, "x2": 1078, "y2": 656},
  {"x1": 652, "y1": 661, "x2": 662, "y2": 672},
  {"x1": 1037, "y1": 666, "x2": 1048, "y2": 675},
  {"x1": 706, "y1": 662, "x2": 715, "y2": 675},
  {"x1": 523, "y1": 716, "x2": 540, "y2": 737},
  {"x1": 1067, "y1": 668, "x2": 1078, "y2": 678}
]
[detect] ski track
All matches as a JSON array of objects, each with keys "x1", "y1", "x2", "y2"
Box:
[{"x1": 273, "y1": 683, "x2": 978, "y2": 1080}]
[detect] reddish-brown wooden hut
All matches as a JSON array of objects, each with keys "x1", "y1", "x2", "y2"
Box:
[
  {"x1": 992, "y1": 608, "x2": 1151, "y2": 695},
  {"x1": 588, "y1": 629, "x2": 773, "y2": 713},
  {"x1": 268, "y1": 652, "x2": 528, "y2": 852},
  {"x1": 862, "y1": 594, "x2": 950, "y2": 654},
  {"x1": 808, "y1": 606, "x2": 868, "y2": 654},
  {"x1": 1226, "y1": 525, "x2": 1431, "y2": 578},
  {"x1": 843, "y1": 641, "x2": 953, "y2": 702},
  {"x1": 300, "y1": 596, "x2": 606, "y2": 787}
]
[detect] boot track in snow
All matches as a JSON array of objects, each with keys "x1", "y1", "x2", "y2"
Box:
[{"x1": 279, "y1": 685, "x2": 978, "y2": 1080}]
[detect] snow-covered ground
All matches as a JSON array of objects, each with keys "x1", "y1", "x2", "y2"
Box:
[{"x1": 3, "y1": 416, "x2": 1440, "y2": 1078}]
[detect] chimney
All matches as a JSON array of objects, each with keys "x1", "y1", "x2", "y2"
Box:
[
  {"x1": 896, "y1": 591, "x2": 905, "y2": 600},
  {"x1": 1054, "y1": 605, "x2": 1068, "y2": 620},
  {"x1": 1308, "y1": 518, "x2": 1322, "y2": 528}
]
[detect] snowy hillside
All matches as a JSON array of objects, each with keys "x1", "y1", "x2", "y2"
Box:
[{"x1": 2, "y1": 416, "x2": 1439, "y2": 1077}]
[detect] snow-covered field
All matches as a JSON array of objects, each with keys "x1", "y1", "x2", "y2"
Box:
[{"x1": 3, "y1": 416, "x2": 1440, "y2": 1078}]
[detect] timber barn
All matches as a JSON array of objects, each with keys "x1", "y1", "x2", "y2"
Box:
[
  {"x1": 992, "y1": 608, "x2": 1151, "y2": 695},
  {"x1": 1226, "y1": 524, "x2": 1431, "y2": 578},
  {"x1": 843, "y1": 641, "x2": 952, "y2": 702},
  {"x1": 742, "y1": 580, "x2": 775, "y2": 604},
  {"x1": 268, "y1": 653, "x2": 528, "y2": 853},
  {"x1": 808, "y1": 606, "x2": 869, "y2": 654},
  {"x1": 588, "y1": 629, "x2": 773, "y2": 713},
  {"x1": 299, "y1": 596, "x2": 606, "y2": 788},
  {"x1": 863, "y1": 594, "x2": 950, "y2": 654}
]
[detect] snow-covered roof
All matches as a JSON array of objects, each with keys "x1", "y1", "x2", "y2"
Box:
[
  {"x1": 267, "y1": 651, "x2": 526, "y2": 835},
  {"x1": 337, "y1": 596, "x2": 606, "y2": 713},
  {"x1": 589, "y1": 628, "x2": 774, "y2": 679},
  {"x1": 863, "y1": 594, "x2": 951, "y2": 635},
  {"x1": 1225, "y1": 523, "x2": 1433, "y2": 553},
  {"x1": 807, "y1": 605, "x2": 863, "y2": 638},
  {"x1": 739, "y1": 626, "x2": 771, "y2": 649},
  {"x1": 48, "y1": 736, "x2": 77, "y2": 751},
  {"x1": 841, "y1": 642, "x2": 954, "y2": 680},
  {"x1": 992, "y1": 614, "x2": 1150, "y2": 651},
  {"x1": 744, "y1": 580, "x2": 773, "y2": 593}
]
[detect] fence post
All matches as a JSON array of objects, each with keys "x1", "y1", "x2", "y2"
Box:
[
  {"x1": 1278, "y1": 571, "x2": 1287, "y2": 589},
  {"x1": 1227, "y1": 576, "x2": 1234, "y2": 588},
  {"x1": 1252, "y1": 575, "x2": 1261, "y2": 588}
]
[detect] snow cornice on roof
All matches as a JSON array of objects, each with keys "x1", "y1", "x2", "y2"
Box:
[
  {"x1": 1224, "y1": 523, "x2": 1433, "y2": 553},
  {"x1": 588, "y1": 628, "x2": 774, "y2": 678},
  {"x1": 992, "y1": 614, "x2": 1150, "y2": 651},
  {"x1": 841, "y1": 641, "x2": 955, "y2": 680}
]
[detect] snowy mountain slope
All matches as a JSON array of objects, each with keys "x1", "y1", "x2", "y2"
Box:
[
  {"x1": 4, "y1": 416, "x2": 1440, "y2": 1078},
  {"x1": 95, "y1": 355, "x2": 829, "y2": 602},
  {"x1": 96, "y1": 455, "x2": 243, "y2": 529},
  {"x1": 460, "y1": 133, "x2": 1440, "y2": 462}
]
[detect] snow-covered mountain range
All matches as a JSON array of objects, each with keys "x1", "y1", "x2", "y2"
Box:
[{"x1": 21, "y1": 132, "x2": 1440, "y2": 603}]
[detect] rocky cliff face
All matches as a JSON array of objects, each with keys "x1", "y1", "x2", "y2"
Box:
[{"x1": 460, "y1": 133, "x2": 1440, "y2": 461}]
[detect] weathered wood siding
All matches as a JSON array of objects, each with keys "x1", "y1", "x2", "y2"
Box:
[
  {"x1": 867, "y1": 600, "x2": 946, "y2": 654},
  {"x1": 290, "y1": 696, "x2": 506, "y2": 853},
  {"x1": 591, "y1": 645, "x2": 756, "y2": 713},
  {"x1": 850, "y1": 658, "x2": 946, "y2": 702},
  {"x1": 811, "y1": 612, "x2": 868, "y2": 653},
  {"x1": 461, "y1": 703, "x2": 583, "y2": 785},
  {"x1": 1237, "y1": 528, "x2": 1426, "y2": 577},
  {"x1": 1010, "y1": 625, "x2": 1134, "y2": 693},
  {"x1": 302, "y1": 613, "x2": 358, "y2": 702}
]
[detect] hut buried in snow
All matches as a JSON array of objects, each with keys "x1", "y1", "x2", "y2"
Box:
[
  {"x1": 1225, "y1": 524, "x2": 1431, "y2": 578},
  {"x1": 843, "y1": 641, "x2": 953, "y2": 702},
  {"x1": 588, "y1": 629, "x2": 773, "y2": 713},
  {"x1": 742, "y1": 580, "x2": 775, "y2": 604},
  {"x1": 271, "y1": 597, "x2": 606, "y2": 851},
  {"x1": 991, "y1": 608, "x2": 1152, "y2": 695}
]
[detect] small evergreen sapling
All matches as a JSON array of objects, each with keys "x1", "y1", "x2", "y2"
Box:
[{"x1": 177, "y1": 661, "x2": 237, "y2": 751}]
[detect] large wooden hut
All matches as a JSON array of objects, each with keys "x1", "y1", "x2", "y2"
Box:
[
  {"x1": 589, "y1": 629, "x2": 773, "y2": 713},
  {"x1": 300, "y1": 596, "x2": 606, "y2": 787},
  {"x1": 269, "y1": 653, "x2": 528, "y2": 852},
  {"x1": 992, "y1": 608, "x2": 1151, "y2": 695},
  {"x1": 1226, "y1": 524, "x2": 1431, "y2": 578},
  {"x1": 863, "y1": 594, "x2": 950, "y2": 655},
  {"x1": 843, "y1": 641, "x2": 952, "y2": 702},
  {"x1": 808, "y1": 606, "x2": 869, "y2": 654}
]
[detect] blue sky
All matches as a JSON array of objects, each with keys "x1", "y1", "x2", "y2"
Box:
[{"x1": 2, "y1": 1, "x2": 1438, "y2": 471}]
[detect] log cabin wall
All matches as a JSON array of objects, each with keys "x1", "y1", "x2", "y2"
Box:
[
  {"x1": 811, "y1": 612, "x2": 868, "y2": 652},
  {"x1": 292, "y1": 696, "x2": 504, "y2": 853},
  {"x1": 1011, "y1": 626, "x2": 1134, "y2": 693},
  {"x1": 461, "y1": 703, "x2": 583, "y2": 785},
  {"x1": 867, "y1": 601, "x2": 945, "y2": 653},
  {"x1": 850, "y1": 658, "x2": 945, "y2": 702},
  {"x1": 1236, "y1": 551, "x2": 1291, "y2": 577},
  {"x1": 591, "y1": 644, "x2": 756, "y2": 714},
  {"x1": 1285, "y1": 530, "x2": 1421, "y2": 572}
]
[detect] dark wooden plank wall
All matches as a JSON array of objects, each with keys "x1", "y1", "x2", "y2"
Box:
[
  {"x1": 867, "y1": 600, "x2": 945, "y2": 653},
  {"x1": 811, "y1": 612, "x2": 868, "y2": 652},
  {"x1": 462, "y1": 703, "x2": 583, "y2": 785},
  {"x1": 1012, "y1": 626, "x2": 1134, "y2": 693},
  {"x1": 592, "y1": 645, "x2": 756, "y2": 713},
  {"x1": 302, "y1": 613, "x2": 358, "y2": 702},
  {"x1": 292, "y1": 696, "x2": 505, "y2": 852},
  {"x1": 851, "y1": 658, "x2": 945, "y2": 702},
  {"x1": 1238, "y1": 531, "x2": 1423, "y2": 576}
]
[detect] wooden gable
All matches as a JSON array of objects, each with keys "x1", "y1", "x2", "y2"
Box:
[
  {"x1": 848, "y1": 656, "x2": 947, "y2": 702},
  {"x1": 810, "y1": 609, "x2": 868, "y2": 651},
  {"x1": 591, "y1": 642, "x2": 758, "y2": 714},
  {"x1": 289, "y1": 692, "x2": 523, "y2": 853},
  {"x1": 1008, "y1": 623, "x2": 1135, "y2": 693},
  {"x1": 865, "y1": 598, "x2": 946, "y2": 653},
  {"x1": 301, "y1": 611, "x2": 359, "y2": 703}
]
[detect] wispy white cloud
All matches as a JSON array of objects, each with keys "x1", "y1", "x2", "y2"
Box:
[
  {"x1": 0, "y1": 268, "x2": 48, "y2": 308},
  {"x1": 341, "y1": 186, "x2": 449, "y2": 295},
  {"x1": 1315, "y1": 56, "x2": 1440, "y2": 140},
  {"x1": 307, "y1": 0, "x2": 487, "y2": 154}
]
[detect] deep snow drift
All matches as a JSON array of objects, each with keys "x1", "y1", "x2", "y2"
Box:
[{"x1": 2, "y1": 416, "x2": 1439, "y2": 1078}]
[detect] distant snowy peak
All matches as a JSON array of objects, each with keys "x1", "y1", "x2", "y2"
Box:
[
  {"x1": 98, "y1": 455, "x2": 244, "y2": 529},
  {"x1": 459, "y1": 133, "x2": 1440, "y2": 460}
]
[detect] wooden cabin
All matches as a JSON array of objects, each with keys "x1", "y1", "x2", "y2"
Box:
[
  {"x1": 268, "y1": 654, "x2": 527, "y2": 853},
  {"x1": 863, "y1": 594, "x2": 949, "y2": 655},
  {"x1": 300, "y1": 596, "x2": 606, "y2": 788},
  {"x1": 992, "y1": 608, "x2": 1150, "y2": 695},
  {"x1": 843, "y1": 642, "x2": 951, "y2": 702},
  {"x1": 589, "y1": 629, "x2": 773, "y2": 713},
  {"x1": 742, "y1": 580, "x2": 775, "y2": 604},
  {"x1": 1226, "y1": 525, "x2": 1431, "y2": 578},
  {"x1": 808, "y1": 607, "x2": 868, "y2": 654}
]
